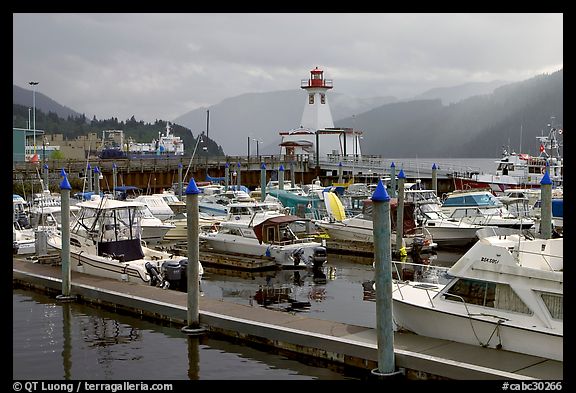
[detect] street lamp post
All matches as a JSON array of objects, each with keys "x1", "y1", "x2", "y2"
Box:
[
  {"x1": 253, "y1": 138, "x2": 260, "y2": 161},
  {"x1": 29, "y1": 81, "x2": 39, "y2": 156}
]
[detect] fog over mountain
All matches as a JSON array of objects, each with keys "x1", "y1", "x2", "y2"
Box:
[
  {"x1": 13, "y1": 84, "x2": 85, "y2": 121},
  {"x1": 336, "y1": 70, "x2": 562, "y2": 158},
  {"x1": 172, "y1": 78, "x2": 531, "y2": 156}
]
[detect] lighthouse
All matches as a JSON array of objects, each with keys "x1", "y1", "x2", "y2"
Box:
[
  {"x1": 300, "y1": 66, "x2": 335, "y2": 130},
  {"x1": 279, "y1": 67, "x2": 362, "y2": 161}
]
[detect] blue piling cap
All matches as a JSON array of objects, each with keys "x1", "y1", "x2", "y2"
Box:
[
  {"x1": 371, "y1": 179, "x2": 390, "y2": 202},
  {"x1": 540, "y1": 169, "x2": 552, "y2": 185},
  {"x1": 87, "y1": 163, "x2": 91, "y2": 170},
  {"x1": 432, "y1": 163, "x2": 437, "y2": 170},
  {"x1": 237, "y1": 162, "x2": 241, "y2": 168},
  {"x1": 279, "y1": 164, "x2": 284, "y2": 171},
  {"x1": 186, "y1": 178, "x2": 200, "y2": 194},
  {"x1": 59, "y1": 175, "x2": 72, "y2": 190},
  {"x1": 43, "y1": 163, "x2": 48, "y2": 169},
  {"x1": 225, "y1": 162, "x2": 229, "y2": 168},
  {"x1": 338, "y1": 162, "x2": 342, "y2": 167},
  {"x1": 94, "y1": 166, "x2": 100, "y2": 173},
  {"x1": 398, "y1": 169, "x2": 406, "y2": 179},
  {"x1": 261, "y1": 162, "x2": 266, "y2": 169},
  {"x1": 113, "y1": 162, "x2": 117, "y2": 169},
  {"x1": 178, "y1": 162, "x2": 182, "y2": 168},
  {"x1": 60, "y1": 168, "x2": 67, "y2": 177},
  {"x1": 390, "y1": 162, "x2": 395, "y2": 168}
]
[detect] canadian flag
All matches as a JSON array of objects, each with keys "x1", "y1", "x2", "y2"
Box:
[{"x1": 539, "y1": 144, "x2": 545, "y2": 153}]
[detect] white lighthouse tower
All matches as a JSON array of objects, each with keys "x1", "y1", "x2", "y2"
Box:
[
  {"x1": 300, "y1": 66, "x2": 335, "y2": 130},
  {"x1": 279, "y1": 67, "x2": 362, "y2": 161}
]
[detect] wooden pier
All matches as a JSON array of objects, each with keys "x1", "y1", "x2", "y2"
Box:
[{"x1": 13, "y1": 154, "x2": 477, "y2": 196}]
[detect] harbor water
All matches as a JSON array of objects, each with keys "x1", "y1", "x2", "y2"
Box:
[
  {"x1": 13, "y1": 249, "x2": 466, "y2": 380},
  {"x1": 13, "y1": 288, "x2": 355, "y2": 380}
]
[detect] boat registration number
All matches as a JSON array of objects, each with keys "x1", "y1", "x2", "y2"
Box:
[{"x1": 481, "y1": 256, "x2": 499, "y2": 264}]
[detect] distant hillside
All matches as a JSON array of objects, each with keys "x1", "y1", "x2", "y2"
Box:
[
  {"x1": 335, "y1": 69, "x2": 563, "y2": 158},
  {"x1": 13, "y1": 84, "x2": 84, "y2": 120},
  {"x1": 173, "y1": 90, "x2": 396, "y2": 155},
  {"x1": 412, "y1": 80, "x2": 509, "y2": 105}
]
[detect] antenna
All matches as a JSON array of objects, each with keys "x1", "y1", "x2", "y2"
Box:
[
  {"x1": 519, "y1": 124, "x2": 523, "y2": 154},
  {"x1": 206, "y1": 109, "x2": 210, "y2": 139}
]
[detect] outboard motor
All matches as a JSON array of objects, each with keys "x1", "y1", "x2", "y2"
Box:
[
  {"x1": 145, "y1": 262, "x2": 169, "y2": 289},
  {"x1": 161, "y1": 260, "x2": 184, "y2": 290},
  {"x1": 311, "y1": 246, "x2": 327, "y2": 268},
  {"x1": 178, "y1": 258, "x2": 203, "y2": 292}
]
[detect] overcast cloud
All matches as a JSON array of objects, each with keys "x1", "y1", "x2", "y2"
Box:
[{"x1": 13, "y1": 13, "x2": 563, "y2": 123}]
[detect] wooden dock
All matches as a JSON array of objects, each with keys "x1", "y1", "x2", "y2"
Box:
[{"x1": 156, "y1": 241, "x2": 279, "y2": 271}]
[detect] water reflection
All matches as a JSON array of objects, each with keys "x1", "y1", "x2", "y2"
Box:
[
  {"x1": 14, "y1": 288, "x2": 352, "y2": 380},
  {"x1": 61, "y1": 303, "x2": 72, "y2": 380}
]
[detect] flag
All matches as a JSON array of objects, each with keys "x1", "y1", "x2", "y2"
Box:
[{"x1": 539, "y1": 144, "x2": 545, "y2": 153}]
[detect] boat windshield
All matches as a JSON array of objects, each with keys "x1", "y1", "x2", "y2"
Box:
[{"x1": 443, "y1": 193, "x2": 502, "y2": 208}]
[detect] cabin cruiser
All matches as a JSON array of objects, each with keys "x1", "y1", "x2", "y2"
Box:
[
  {"x1": 441, "y1": 189, "x2": 535, "y2": 229},
  {"x1": 391, "y1": 227, "x2": 563, "y2": 361},
  {"x1": 199, "y1": 215, "x2": 327, "y2": 268},
  {"x1": 404, "y1": 188, "x2": 492, "y2": 248},
  {"x1": 453, "y1": 122, "x2": 563, "y2": 192},
  {"x1": 46, "y1": 196, "x2": 202, "y2": 289}
]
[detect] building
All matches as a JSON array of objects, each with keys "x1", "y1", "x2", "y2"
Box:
[
  {"x1": 13, "y1": 127, "x2": 46, "y2": 162},
  {"x1": 279, "y1": 67, "x2": 362, "y2": 161}
]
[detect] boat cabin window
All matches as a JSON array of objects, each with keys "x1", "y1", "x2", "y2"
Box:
[
  {"x1": 540, "y1": 292, "x2": 563, "y2": 321},
  {"x1": 445, "y1": 279, "x2": 531, "y2": 314}
]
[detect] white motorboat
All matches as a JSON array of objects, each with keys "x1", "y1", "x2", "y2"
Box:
[
  {"x1": 404, "y1": 188, "x2": 492, "y2": 248},
  {"x1": 391, "y1": 227, "x2": 563, "y2": 361},
  {"x1": 315, "y1": 198, "x2": 436, "y2": 252},
  {"x1": 199, "y1": 215, "x2": 327, "y2": 268},
  {"x1": 198, "y1": 189, "x2": 254, "y2": 217},
  {"x1": 46, "y1": 196, "x2": 202, "y2": 289},
  {"x1": 133, "y1": 194, "x2": 175, "y2": 221},
  {"x1": 139, "y1": 205, "x2": 176, "y2": 244},
  {"x1": 441, "y1": 189, "x2": 535, "y2": 229},
  {"x1": 163, "y1": 212, "x2": 223, "y2": 242},
  {"x1": 453, "y1": 121, "x2": 563, "y2": 192}
]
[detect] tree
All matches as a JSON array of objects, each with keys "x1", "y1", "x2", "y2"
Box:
[{"x1": 50, "y1": 150, "x2": 65, "y2": 160}]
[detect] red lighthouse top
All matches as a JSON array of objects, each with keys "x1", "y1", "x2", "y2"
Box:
[{"x1": 301, "y1": 66, "x2": 333, "y2": 89}]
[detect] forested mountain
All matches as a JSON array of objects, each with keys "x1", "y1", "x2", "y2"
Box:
[
  {"x1": 13, "y1": 84, "x2": 83, "y2": 120},
  {"x1": 335, "y1": 69, "x2": 563, "y2": 158}
]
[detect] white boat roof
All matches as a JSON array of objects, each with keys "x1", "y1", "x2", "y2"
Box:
[
  {"x1": 30, "y1": 205, "x2": 81, "y2": 213},
  {"x1": 76, "y1": 198, "x2": 146, "y2": 210}
]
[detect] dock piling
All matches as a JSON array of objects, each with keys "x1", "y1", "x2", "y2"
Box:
[
  {"x1": 395, "y1": 169, "x2": 406, "y2": 253},
  {"x1": 56, "y1": 172, "x2": 75, "y2": 302},
  {"x1": 540, "y1": 164, "x2": 553, "y2": 239},
  {"x1": 370, "y1": 179, "x2": 404, "y2": 379},
  {"x1": 182, "y1": 178, "x2": 206, "y2": 335}
]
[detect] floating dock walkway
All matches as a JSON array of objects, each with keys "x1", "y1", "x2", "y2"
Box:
[{"x1": 13, "y1": 257, "x2": 562, "y2": 380}]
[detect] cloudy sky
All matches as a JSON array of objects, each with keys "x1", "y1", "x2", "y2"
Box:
[{"x1": 13, "y1": 13, "x2": 563, "y2": 123}]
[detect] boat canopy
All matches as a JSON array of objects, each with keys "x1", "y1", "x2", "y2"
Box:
[{"x1": 253, "y1": 215, "x2": 306, "y2": 244}]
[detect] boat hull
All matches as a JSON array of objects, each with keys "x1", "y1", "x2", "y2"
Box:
[
  {"x1": 200, "y1": 233, "x2": 325, "y2": 267},
  {"x1": 392, "y1": 284, "x2": 563, "y2": 361}
]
